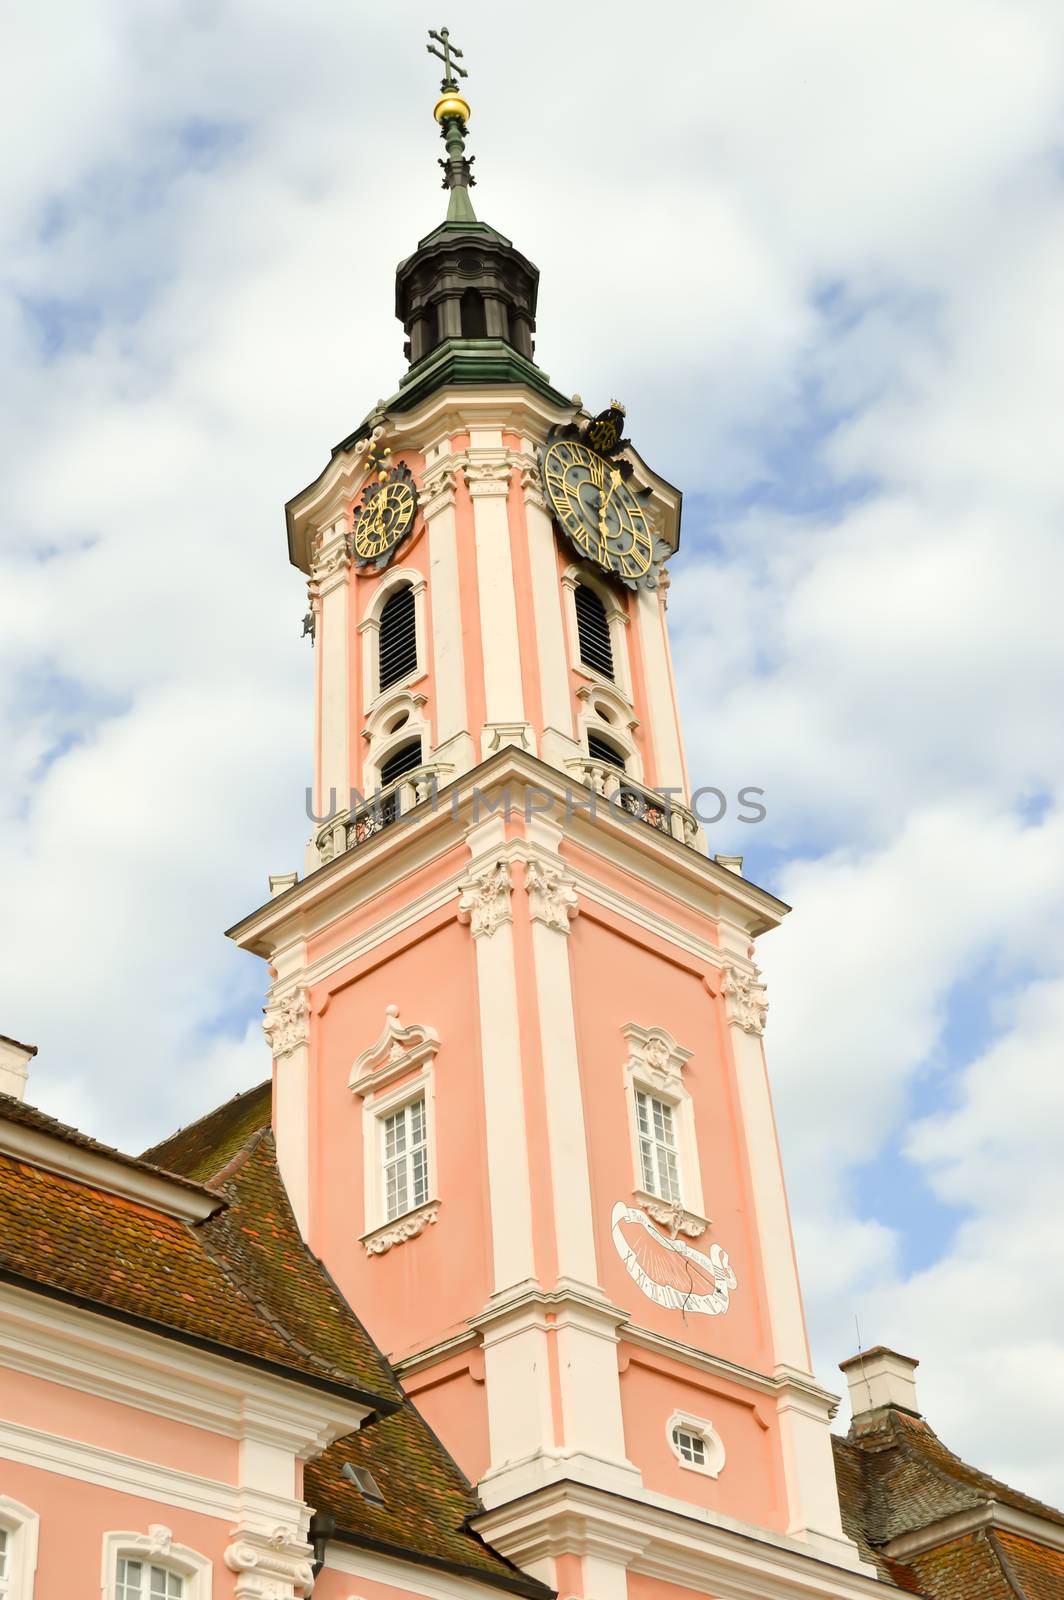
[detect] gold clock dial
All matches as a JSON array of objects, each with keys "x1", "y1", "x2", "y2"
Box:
[
  {"x1": 541, "y1": 439, "x2": 655, "y2": 584},
  {"x1": 352, "y1": 467, "x2": 418, "y2": 568}
]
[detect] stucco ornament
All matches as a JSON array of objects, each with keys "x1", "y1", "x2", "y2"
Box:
[
  {"x1": 224, "y1": 1526, "x2": 315, "y2": 1598},
  {"x1": 263, "y1": 988, "x2": 311, "y2": 1058},
  {"x1": 623, "y1": 1022, "x2": 692, "y2": 1093},
  {"x1": 457, "y1": 860, "x2": 513, "y2": 939},
  {"x1": 524, "y1": 857, "x2": 579, "y2": 932},
  {"x1": 721, "y1": 963, "x2": 768, "y2": 1035},
  {"x1": 364, "y1": 1200, "x2": 441, "y2": 1255},
  {"x1": 611, "y1": 1201, "x2": 737, "y2": 1315}
]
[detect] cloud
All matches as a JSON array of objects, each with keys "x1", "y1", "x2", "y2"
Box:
[{"x1": 2, "y1": 0, "x2": 1063, "y2": 1505}]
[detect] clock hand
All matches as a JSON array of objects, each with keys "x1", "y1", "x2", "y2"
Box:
[{"x1": 597, "y1": 468, "x2": 623, "y2": 541}]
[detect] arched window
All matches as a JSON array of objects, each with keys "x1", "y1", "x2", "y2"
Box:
[
  {"x1": 379, "y1": 737, "x2": 423, "y2": 788},
  {"x1": 378, "y1": 585, "x2": 418, "y2": 691},
  {"x1": 460, "y1": 289, "x2": 487, "y2": 339},
  {"x1": 587, "y1": 729, "x2": 626, "y2": 770},
  {"x1": 0, "y1": 1498, "x2": 39, "y2": 1599},
  {"x1": 575, "y1": 583, "x2": 614, "y2": 678}
]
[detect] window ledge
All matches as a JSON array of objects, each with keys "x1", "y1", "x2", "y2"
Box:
[
  {"x1": 362, "y1": 1199, "x2": 440, "y2": 1256},
  {"x1": 633, "y1": 1190, "x2": 711, "y2": 1240}
]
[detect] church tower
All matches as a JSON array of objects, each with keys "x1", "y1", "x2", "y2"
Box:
[{"x1": 229, "y1": 32, "x2": 878, "y2": 1600}]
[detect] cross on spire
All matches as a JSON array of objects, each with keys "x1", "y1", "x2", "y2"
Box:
[{"x1": 427, "y1": 26, "x2": 467, "y2": 91}]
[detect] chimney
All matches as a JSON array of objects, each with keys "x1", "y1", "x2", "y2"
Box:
[
  {"x1": 839, "y1": 1346, "x2": 921, "y2": 1428},
  {"x1": 0, "y1": 1034, "x2": 37, "y2": 1102}
]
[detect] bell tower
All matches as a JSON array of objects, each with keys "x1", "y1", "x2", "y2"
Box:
[{"x1": 229, "y1": 31, "x2": 879, "y2": 1600}]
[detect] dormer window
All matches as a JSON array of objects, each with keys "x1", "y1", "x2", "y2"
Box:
[
  {"x1": 575, "y1": 582, "x2": 614, "y2": 678},
  {"x1": 378, "y1": 584, "x2": 418, "y2": 690}
]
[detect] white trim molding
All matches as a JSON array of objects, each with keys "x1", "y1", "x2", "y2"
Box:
[
  {"x1": 225, "y1": 1529, "x2": 314, "y2": 1600},
  {"x1": 102, "y1": 1527, "x2": 212, "y2": 1600},
  {"x1": 357, "y1": 567, "x2": 428, "y2": 715},
  {"x1": 350, "y1": 1005, "x2": 441, "y2": 1244},
  {"x1": 622, "y1": 1023, "x2": 706, "y2": 1223},
  {"x1": 0, "y1": 1120, "x2": 220, "y2": 1226},
  {"x1": 0, "y1": 1496, "x2": 39, "y2": 1600},
  {"x1": 667, "y1": 1410, "x2": 726, "y2": 1479}
]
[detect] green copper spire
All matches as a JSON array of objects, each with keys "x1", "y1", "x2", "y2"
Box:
[{"x1": 427, "y1": 26, "x2": 477, "y2": 223}]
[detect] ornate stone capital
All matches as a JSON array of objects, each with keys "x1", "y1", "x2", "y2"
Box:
[
  {"x1": 463, "y1": 456, "x2": 513, "y2": 497},
  {"x1": 721, "y1": 963, "x2": 768, "y2": 1035},
  {"x1": 224, "y1": 1528, "x2": 315, "y2": 1598},
  {"x1": 513, "y1": 451, "x2": 546, "y2": 509},
  {"x1": 363, "y1": 1199, "x2": 440, "y2": 1256},
  {"x1": 263, "y1": 988, "x2": 310, "y2": 1059},
  {"x1": 419, "y1": 454, "x2": 463, "y2": 517},
  {"x1": 308, "y1": 527, "x2": 351, "y2": 595},
  {"x1": 524, "y1": 857, "x2": 579, "y2": 933},
  {"x1": 457, "y1": 860, "x2": 513, "y2": 939}
]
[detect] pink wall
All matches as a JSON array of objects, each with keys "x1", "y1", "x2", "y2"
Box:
[
  {"x1": 0, "y1": 1460, "x2": 231, "y2": 1593},
  {"x1": 308, "y1": 912, "x2": 494, "y2": 1362},
  {"x1": 0, "y1": 1369, "x2": 237, "y2": 1484}
]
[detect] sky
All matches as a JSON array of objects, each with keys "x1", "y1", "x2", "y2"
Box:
[{"x1": 2, "y1": 0, "x2": 1064, "y2": 1506}]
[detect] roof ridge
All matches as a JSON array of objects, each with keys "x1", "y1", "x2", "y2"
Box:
[
  {"x1": 891, "y1": 1412, "x2": 1064, "y2": 1528},
  {"x1": 986, "y1": 1527, "x2": 1028, "y2": 1599},
  {"x1": 140, "y1": 1079, "x2": 271, "y2": 1169},
  {"x1": 198, "y1": 1128, "x2": 401, "y2": 1402}
]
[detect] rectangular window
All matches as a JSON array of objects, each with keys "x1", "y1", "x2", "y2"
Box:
[
  {"x1": 382, "y1": 1096, "x2": 429, "y2": 1221},
  {"x1": 0, "y1": 1527, "x2": 7, "y2": 1592},
  {"x1": 635, "y1": 1089, "x2": 680, "y2": 1202},
  {"x1": 116, "y1": 1559, "x2": 183, "y2": 1600},
  {"x1": 673, "y1": 1426, "x2": 707, "y2": 1466}
]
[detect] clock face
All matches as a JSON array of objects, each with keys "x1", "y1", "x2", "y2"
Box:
[
  {"x1": 352, "y1": 463, "x2": 418, "y2": 569},
  {"x1": 610, "y1": 1202, "x2": 738, "y2": 1316},
  {"x1": 541, "y1": 439, "x2": 656, "y2": 587}
]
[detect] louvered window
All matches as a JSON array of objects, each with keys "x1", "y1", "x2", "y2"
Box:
[
  {"x1": 587, "y1": 730, "x2": 626, "y2": 770},
  {"x1": 379, "y1": 738, "x2": 423, "y2": 788},
  {"x1": 636, "y1": 1089, "x2": 681, "y2": 1202},
  {"x1": 575, "y1": 583, "x2": 614, "y2": 678},
  {"x1": 378, "y1": 585, "x2": 417, "y2": 690}
]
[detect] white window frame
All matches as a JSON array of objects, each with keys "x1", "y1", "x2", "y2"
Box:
[
  {"x1": 0, "y1": 1498, "x2": 39, "y2": 1600},
  {"x1": 622, "y1": 1024, "x2": 709, "y2": 1232},
  {"x1": 666, "y1": 1411, "x2": 726, "y2": 1479},
  {"x1": 350, "y1": 1006, "x2": 441, "y2": 1252},
  {"x1": 561, "y1": 565, "x2": 634, "y2": 703},
  {"x1": 101, "y1": 1529, "x2": 211, "y2": 1600},
  {"x1": 380, "y1": 1092, "x2": 430, "y2": 1222},
  {"x1": 357, "y1": 567, "x2": 428, "y2": 714},
  {"x1": 634, "y1": 1087, "x2": 681, "y2": 1203}
]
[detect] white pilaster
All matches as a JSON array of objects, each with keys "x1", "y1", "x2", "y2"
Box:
[
  {"x1": 636, "y1": 582, "x2": 686, "y2": 795},
  {"x1": 465, "y1": 434, "x2": 525, "y2": 735},
  {"x1": 421, "y1": 448, "x2": 469, "y2": 752},
  {"x1": 262, "y1": 940, "x2": 310, "y2": 1238},
  {"x1": 517, "y1": 449, "x2": 576, "y2": 758},
  {"x1": 310, "y1": 519, "x2": 351, "y2": 816},
  {"x1": 458, "y1": 820, "x2": 536, "y2": 1292}
]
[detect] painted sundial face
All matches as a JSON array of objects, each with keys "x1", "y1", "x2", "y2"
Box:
[
  {"x1": 541, "y1": 439, "x2": 656, "y2": 585},
  {"x1": 610, "y1": 1202, "x2": 738, "y2": 1316}
]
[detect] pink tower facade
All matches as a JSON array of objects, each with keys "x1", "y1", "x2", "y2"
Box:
[{"x1": 226, "y1": 69, "x2": 882, "y2": 1594}]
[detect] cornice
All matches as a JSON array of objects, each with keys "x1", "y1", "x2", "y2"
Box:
[
  {"x1": 226, "y1": 747, "x2": 789, "y2": 960},
  {"x1": 0, "y1": 1279, "x2": 374, "y2": 1449},
  {"x1": 0, "y1": 1117, "x2": 223, "y2": 1223},
  {"x1": 882, "y1": 1498, "x2": 1064, "y2": 1561},
  {"x1": 473, "y1": 1479, "x2": 880, "y2": 1597}
]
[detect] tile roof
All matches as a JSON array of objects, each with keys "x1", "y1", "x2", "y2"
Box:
[
  {"x1": 0, "y1": 1090, "x2": 218, "y2": 1202},
  {"x1": 305, "y1": 1407, "x2": 549, "y2": 1596},
  {"x1": 142, "y1": 1079, "x2": 274, "y2": 1184},
  {"x1": 833, "y1": 1408, "x2": 1064, "y2": 1599}
]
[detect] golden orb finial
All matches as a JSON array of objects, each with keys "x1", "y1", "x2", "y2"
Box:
[{"x1": 433, "y1": 89, "x2": 471, "y2": 125}]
